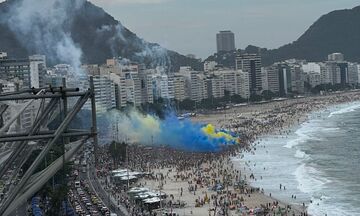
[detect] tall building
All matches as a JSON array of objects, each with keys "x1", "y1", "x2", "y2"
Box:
[
  {"x1": 235, "y1": 71, "x2": 250, "y2": 99},
  {"x1": 149, "y1": 73, "x2": 174, "y2": 101},
  {"x1": 319, "y1": 63, "x2": 330, "y2": 84},
  {"x1": 173, "y1": 73, "x2": 187, "y2": 101},
  {"x1": 29, "y1": 55, "x2": 46, "y2": 88},
  {"x1": 348, "y1": 63, "x2": 359, "y2": 85},
  {"x1": 139, "y1": 69, "x2": 155, "y2": 104},
  {"x1": 109, "y1": 73, "x2": 127, "y2": 109},
  {"x1": 328, "y1": 53, "x2": 344, "y2": 62},
  {"x1": 261, "y1": 68, "x2": 268, "y2": 91},
  {"x1": 207, "y1": 75, "x2": 224, "y2": 99},
  {"x1": 93, "y1": 75, "x2": 116, "y2": 111},
  {"x1": 290, "y1": 65, "x2": 305, "y2": 94},
  {"x1": 236, "y1": 53, "x2": 262, "y2": 95},
  {"x1": 337, "y1": 62, "x2": 348, "y2": 85},
  {"x1": 216, "y1": 30, "x2": 235, "y2": 52},
  {"x1": 182, "y1": 70, "x2": 208, "y2": 102},
  {"x1": 0, "y1": 56, "x2": 30, "y2": 88},
  {"x1": 278, "y1": 64, "x2": 292, "y2": 96},
  {"x1": 263, "y1": 65, "x2": 279, "y2": 93}
]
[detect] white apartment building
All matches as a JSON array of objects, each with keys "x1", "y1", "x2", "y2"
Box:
[
  {"x1": 139, "y1": 69, "x2": 155, "y2": 104},
  {"x1": 207, "y1": 75, "x2": 224, "y2": 98},
  {"x1": 325, "y1": 62, "x2": 341, "y2": 84},
  {"x1": 172, "y1": 73, "x2": 187, "y2": 101},
  {"x1": 290, "y1": 65, "x2": 305, "y2": 93},
  {"x1": 204, "y1": 61, "x2": 217, "y2": 72},
  {"x1": 263, "y1": 65, "x2": 279, "y2": 93},
  {"x1": 348, "y1": 63, "x2": 359, "y2": 85},
  {"x1": 182, "y1": 70, "x2": 208, "y2": 102},
  {"x1": 302, "y1": 62, "x2": 321, "y2": 74},
  {"x1": 29, "y1": 55, "x2": 46, "y2": 88},
  {"x1": 235, "y1": 71, "x2": 250, "y2": 99},
  {"x1": 261, "y1": 68, "x2": 268, "y2": 92},
  {"x1": 109, "y1": 73, "x2": 127, "y2": 109},
  {"x1": 92, "y1": 75, "x2": 116, "y2": 112},
  {"x1": 148, "y1": 73, "x2": 174, "y2": 100}
]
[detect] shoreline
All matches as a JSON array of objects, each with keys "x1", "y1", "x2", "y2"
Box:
[
  {"x1": 191, "y1": 91, "x2": 360, "y2": 215},
  {"x1": 99, "y1": 90, "x2": 360, "y2": 216}
]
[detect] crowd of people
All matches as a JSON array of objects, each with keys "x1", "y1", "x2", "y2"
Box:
[{"x1": 93, "y1": 91, "x2": 360, "y2": 216}]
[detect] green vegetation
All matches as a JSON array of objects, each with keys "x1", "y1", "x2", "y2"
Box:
[{"x1": 109, "y1": 141, "x2": 127, "y2": 166}]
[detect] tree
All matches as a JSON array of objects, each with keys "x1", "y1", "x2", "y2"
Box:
[
  {"x1": 109, "y1": 141, "x2": 127, "y2": 166},
  {"x1": 261, "y1": 90, "x2": 276, "y2": 100},
  {"x1": 231, "y1": 94, "x2": 246, "y2": 103},
  {"x1": 179, "y1": 99, "x2": 195, "y2": 111},
  {"x1": 249, "y1": 94, "x2": 263, "y2": 102}
]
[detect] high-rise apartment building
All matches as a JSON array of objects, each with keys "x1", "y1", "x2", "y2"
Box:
[
  {"x1": 0, "y1": 56, "x2": 30, "y2": 88},
  {"x1": 263, "y1": 65, "x2": 279, "y2": 93},
  {"x1": 29, "y1": 55, "x2": 46, "y2": 88},
  {"x1": 235, "y1": 71, "x2": 250, "y2": 99},
  {"x1": 207, "y1": 75, "x2": 224, "y2": 99},
  {"x1": 92, "y1": 75, "x2": 116, "y2": 111},
  {"x1": 173, "y1": 73, "x2": 187, "y2": 101},
  {"x1": 290, "y1": 65, "x2": 305, "y2": 94},
  {"x1": 278, "y1": 64, "x2": 292, "y2": 96},
  {"x1": 236, "y1": 53, "x2": 262, "y2": 95},
  {"x1": 216, "y1": 31, "x2": 235, "y2": 52},
  {"x1": 348, "y1": 63, "x2": 359, "y2": 85}
]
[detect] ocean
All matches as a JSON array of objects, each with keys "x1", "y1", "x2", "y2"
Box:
[{"x1": 234, "y1": 101, "x2": 360, "y2": 216}]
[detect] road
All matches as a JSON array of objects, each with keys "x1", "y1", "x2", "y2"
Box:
[{"x1": 86, "y1": 160, "x2": 129, "y2": 216}]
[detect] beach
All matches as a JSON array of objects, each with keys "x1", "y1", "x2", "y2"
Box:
[{"x1": 97, "y1": 90, "x2": 360, "y2": 216}]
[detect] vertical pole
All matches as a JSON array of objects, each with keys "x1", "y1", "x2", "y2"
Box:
[
  {"x1": 62, "y1": 78, "x2": 67, "y2": 183},
  {"x1": 126, "y1": 143, "x2": 129, "y2": 189},
  {"x1": 61, "y1": 78, "x2": 67, "y2": 214},
  {"x1": 90, "y1": 76, "x2": 98, "y2": 167},
  {"x1": 15, "y1": 83, "x2": 21, "y2": 132}
]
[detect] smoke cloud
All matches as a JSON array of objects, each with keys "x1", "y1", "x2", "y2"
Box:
[
  {"x1": 0, "y1": 0, "x2": 85, "y2": 75},
  {"x1": 96, "y1": 23, "x2": 171, "y2": 68},
  {"x1": 106, "y1": 110, "x2": 240, "y2": 152}
]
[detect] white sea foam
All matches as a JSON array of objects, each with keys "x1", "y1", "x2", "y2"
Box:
[
  {"x1": 283, "y1": 123, "x2": 313, "y2": 148},
  {"x1": 294, "y1": 163, "x2": 331, "y2": 194},
  {"x1": 294, "y1": 149, "x2": 310, "y2": 159},
  {"x1": 308, "y1": 195, "x2": 359, "y2": 216},
  {"x1": 328, "y1": 103, "x2": 360, "y2": 118}
]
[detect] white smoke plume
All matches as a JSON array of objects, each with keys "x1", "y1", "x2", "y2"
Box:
[
  {"x1": 1, "y1": 0, "x2": 172, "y2": 72},
  {"x1": 96, "y1": 23, "x2": 171, "y2": 69},
  {"x1": 1, "y1": 0, "x2": 85, "y2": 75}
]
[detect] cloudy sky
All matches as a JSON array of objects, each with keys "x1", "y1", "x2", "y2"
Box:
[{"x1": 2, "y1": 0, "x2": 359, "y2": 58}]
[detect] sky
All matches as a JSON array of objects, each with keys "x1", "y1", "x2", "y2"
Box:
[{"x1": 1, "y1": 0, "x2": 359, "y2": 59}]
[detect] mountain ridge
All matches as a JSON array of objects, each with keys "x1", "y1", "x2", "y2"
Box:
[
  {"x1": 206, "y1": 5, "x2": 360, "y2": 66},
  {"x1": 0, "y1": 0, "x2": 203, "y2": 71}
]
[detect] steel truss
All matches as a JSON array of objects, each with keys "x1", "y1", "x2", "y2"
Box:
[{"x1": 0, "y1": 77, "x2": 98, "y2": 216}]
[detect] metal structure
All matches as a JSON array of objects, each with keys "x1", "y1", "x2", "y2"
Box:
[{"x1": 0, "y1": 77, "x2": 98, "y2": 216}]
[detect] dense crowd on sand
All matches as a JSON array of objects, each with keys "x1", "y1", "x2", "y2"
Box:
[{"x1": 93, "y1": 91, "x2": 360, "y2": 216}]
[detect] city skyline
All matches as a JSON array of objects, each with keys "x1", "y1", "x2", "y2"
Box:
[{"x1": 89, "y1": 0, "x2": 360, "y2": 58}]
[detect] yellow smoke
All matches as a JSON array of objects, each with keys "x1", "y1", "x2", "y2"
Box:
[{"x1": 201, "y1": 124, "x2": 238, "y2": 142}]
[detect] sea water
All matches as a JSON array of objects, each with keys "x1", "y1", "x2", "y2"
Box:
[{"x1": 235, "y1": 101, "x2": 360, "y2": 216}]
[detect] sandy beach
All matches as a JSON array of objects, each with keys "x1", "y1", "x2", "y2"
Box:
[{"x1": 98, "y1": 90, "x2": 360, "y2": 216}]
